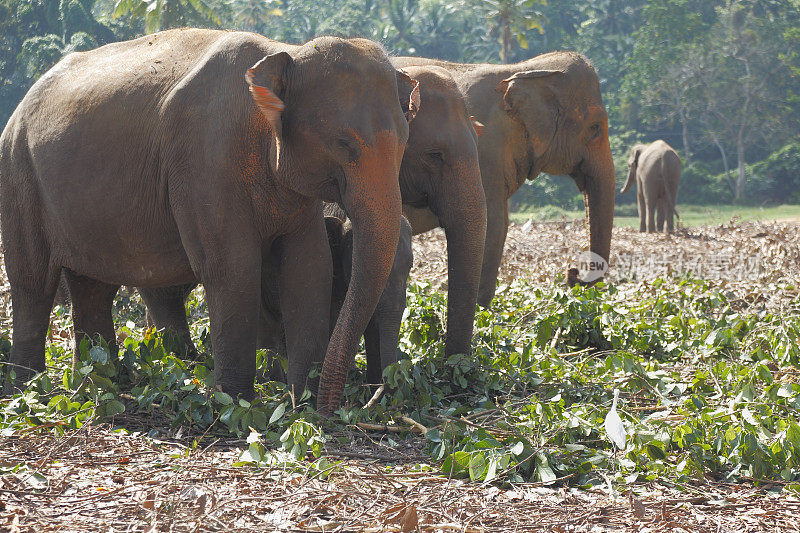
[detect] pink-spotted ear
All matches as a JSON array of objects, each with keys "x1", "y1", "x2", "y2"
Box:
[
  {"x1": 396, "y1": 70, "x2": 421, "y2": 124},
  {"x1": 470, "y1": 116, "x2": 484, "y2": 137},
  {"x1": 245, "y1": 52, "x2": 293, "y2": 133}
]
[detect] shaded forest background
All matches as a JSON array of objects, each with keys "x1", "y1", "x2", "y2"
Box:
[{"x1": 1, "y1": 0, "x2": 799, "y2": 207}]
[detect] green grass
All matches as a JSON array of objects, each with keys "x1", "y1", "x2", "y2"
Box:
[{"x1": 510, "y1": 204, "x2": 800, "y2": 227}]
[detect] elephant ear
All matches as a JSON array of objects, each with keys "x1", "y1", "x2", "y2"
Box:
[
  {"x1": 396, "y1": 70, "x2": 421, "y2": 124},
  {"x1": 246, "y1": 52, "x2": 294, "y2": 135},
  {"x1": 470, "y1": 116, "x2": 485, "y2": 137},
  {"x1": 495, "y1": 69, "x2": 564, "y2": 157}
]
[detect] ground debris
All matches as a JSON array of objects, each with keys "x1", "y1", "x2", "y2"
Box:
[{"x1": 1, "y1": 427, "x2": 799, "y2": 531}]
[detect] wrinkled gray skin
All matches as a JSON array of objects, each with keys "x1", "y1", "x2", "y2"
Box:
[
  {"x1": 140, "y1": 209, "x2": 413, "y2": 384},
  {"x1": 395, "y1": 53, "x2": 616, "y2": 307},
  {"x1": 0, "y1": 29, "x2": 415, "y2": 414},
  {"x1": 621, "y1": 141, "x2": 681, "y2": 233}
]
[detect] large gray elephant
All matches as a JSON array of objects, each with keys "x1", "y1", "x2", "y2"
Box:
[
  {"x1": 621, "y1": 140, "x2": 681, "y2": 233},
  {"x1": 0, "y1": 29, "x2": 418, "y2": 414},
  {"x1": 395, "y1": 52, "x2": 616, "y2": 306},
  {"x1": 141, "y1": 64, "x2": 485, "y2": 366}
]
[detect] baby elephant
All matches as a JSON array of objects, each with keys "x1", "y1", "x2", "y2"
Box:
[
  {"x1": 319, "y1": 213, "x2": 413, "y2": 383},
  {"x1": 140, "y1": 212, "x2": 414, "y2": 385},
  {"x1": 621, "y1": 140, "x2": 681, "y2": 233}
]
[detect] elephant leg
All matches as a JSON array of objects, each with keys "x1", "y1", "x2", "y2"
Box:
[
  {"x1": 637, "y1": 188, "x2": 646, "y2": 233},
  {"x1": 3, "y1": 252, "x2": 60, "y2": 390},
  {"x1": 139, "y1": 284, "x2": 199, "y2": 359},
  {"x1": 477, "y1": 195, "x2": 509, "y2": 307},
  {"x1": 363, "y1": 317, "x2": 382, "y2": 384},
  {"x1": 278, "y1": 212, "x2": 332, "y2": 397},
  {"x1": 202, "y1": 252, "x2": 261, "y2": 399},
  {"x1": 363, "y1": 275, "x2": 407, "y2": 384},
  {"x1": 646, "y1": 198, "x2": 657, "y2": 233},
  {"x1": 63, "y1": 271, "x2": 120, "y2": 366},
  {"x1": 665, "y1": 188, "x2": 676, "y2": 234},
  {"x1": 656, "y1": 197, "x2": 666, "y2": 233}
]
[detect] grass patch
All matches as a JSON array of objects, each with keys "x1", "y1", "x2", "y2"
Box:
[{"x1": 510, "y1": 204, "x2": 800, "y2": 227}]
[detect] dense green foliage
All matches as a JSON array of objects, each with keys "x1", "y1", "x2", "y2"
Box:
[
  {"x1": 2, "y1": 278, "x2": 800, "y2": 489},
  {"x1": 1, "y1": 0, "x2": 798, "y2": 206}
]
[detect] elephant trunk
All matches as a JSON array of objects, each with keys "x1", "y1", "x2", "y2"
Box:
[
  {"x1": 580, "y1": 138, "x2": 616, "y2": 275},
  {"x1": 434, "y1": 160, "x2": 487, "y2": 356},
  {"x1": 316, "y1": 133, "x2": 403, "y2": 415}
]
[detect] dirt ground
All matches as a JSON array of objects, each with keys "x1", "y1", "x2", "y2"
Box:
[{"x1": 1, "y1": 218, "x2": 800, "y2": 532}]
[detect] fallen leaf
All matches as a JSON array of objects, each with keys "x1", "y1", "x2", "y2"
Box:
[{"x1": 400, "y1": 505, "x2": 418, "y2": 533}]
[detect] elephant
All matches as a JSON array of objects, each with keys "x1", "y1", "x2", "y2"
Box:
[
  {"x1": 395, "y1": 52, "x2": 616, "y2": 306},
  {"x1": 388, "y1": 64, "x2": 486, "y2": 357},
  {"x1": 140, "y1": 64, "x2": 485, "y2": 366},
  {"x1": 621, "y1": 141, "x2": 681, "y2": 233},
  {"x1": 0, "y1": 28, "x2": 419, "y2": 414},
  {"x1": 139, "y1": 209, "x2": 414, "y2": 385}
]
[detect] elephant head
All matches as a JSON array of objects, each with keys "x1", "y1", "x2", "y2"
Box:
[
  {"x1": 245, "y1": 37, "x2": 419, "y2": 413},
  {"x1": 621, "y1": 144, "x2": 646, "y2": 194},
  {"x1": 496, "y1": 54, "x2": 615, "y2": 276},
  {"x1": 395, "y1": 65, "x2": 486, "y2": 356}
]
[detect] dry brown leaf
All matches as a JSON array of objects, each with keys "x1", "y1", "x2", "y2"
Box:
[{"x1": 401, "y1": 504, "x2": 419, "y2": 532}]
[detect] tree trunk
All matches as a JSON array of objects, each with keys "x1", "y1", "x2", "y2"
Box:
[
  {"x1": 711, "y1": 134, "x2": 734, "y2": 196},
  {"x1": 501, "y1": 23, "x2": 511, "y2": 63},
  {"x1": 735, "y1": 131, "x2": 746, "y2": 200},
  {"x1": 680, "y1": 109, "x2": 691, "y2": 166}
]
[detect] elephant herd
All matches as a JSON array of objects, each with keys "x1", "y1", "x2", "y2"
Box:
[{"x1": 0, "y1": 28, "x2": 619, "y2": 414}]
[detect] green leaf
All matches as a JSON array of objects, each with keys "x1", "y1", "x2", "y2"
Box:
[
  {"x1": 215, "y1": 391, "x2": 234, "y2": 406},
  {"x1": 269, "y1": 402, "x2": 286, "y2": 425},
  {"x1": 468, "y1": 453, "x2": 488, "y2": 481},
  {"x1": 103, "y1": 400, "x2": 126, "y2": 417},
  {"x1": 89, "y1": 346, "x2": 109, "y2": 365}
]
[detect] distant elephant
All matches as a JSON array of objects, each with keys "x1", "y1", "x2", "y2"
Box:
[
  {"x1": 621, "y1": 140, "x2": 681, "y2": 233},
  {"x1": 0, "y1": 29, "x2": 418, "y2": 414},
  {"x1": 140, "y1": 210, "x2": 413, "y2": 385},
  {"x1": 395, "y1": 52, "x2": 616, "y2": 306},
  {"x1": 142, "y1": 65, "x2": 485, "y2": 365}
]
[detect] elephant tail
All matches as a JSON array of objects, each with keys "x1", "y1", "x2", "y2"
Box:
[{"x1": 661, "y1": 177, "x2": 680, "y2": 219}]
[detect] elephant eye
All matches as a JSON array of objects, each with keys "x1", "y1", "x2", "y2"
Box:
[
  {"x1": 588, "y1": 123, "x2": 602, "y2": 140},
  {"x1": 426, "y1": 150, "x2": 445, "y2": 163},
  {"x1": 335, "y1": 137, "x2": 361, "y2": 160}
]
